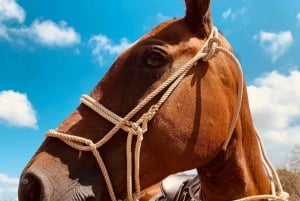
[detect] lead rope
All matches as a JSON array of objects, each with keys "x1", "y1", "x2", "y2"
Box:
[{"x1": 46, "y1": 26, "x2": 288, "y2": 201}]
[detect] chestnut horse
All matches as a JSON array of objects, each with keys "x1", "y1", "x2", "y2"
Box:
[{"x1": 18, "y1": 0, "x2": 288, "y2": 201}]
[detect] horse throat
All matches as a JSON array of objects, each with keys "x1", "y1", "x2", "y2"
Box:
[{"x1": 197, "y1": 102, "x2": 271, "y2": 201}]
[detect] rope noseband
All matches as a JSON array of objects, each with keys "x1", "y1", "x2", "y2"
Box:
[{"x1": 46, "y1": 27, "x2": 288, "y2": 201}]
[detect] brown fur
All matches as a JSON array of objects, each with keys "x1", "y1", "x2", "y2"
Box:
[{"x1": 18, "y1": 1, "x2": 270, "y2": 201}]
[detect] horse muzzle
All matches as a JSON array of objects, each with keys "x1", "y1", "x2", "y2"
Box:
[
  {"x1": 19, "y1": 168, "x2": 52, "y2": 201},
  {"x1": 18, "y1": 166, "x2": 95, "y2": 201}
]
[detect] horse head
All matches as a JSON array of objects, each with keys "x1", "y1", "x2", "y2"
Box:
[{"x1": 18, "y1": 1, "x2": 275, "y2": 201}]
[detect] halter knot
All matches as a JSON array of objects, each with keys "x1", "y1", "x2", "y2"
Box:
[
  {"x1": 124, "y1": 121, "x2": 144, "y2": 136},
  {"x1": 202, "y1": 35, "x2": 221, "y2": 62},
  {"x1": 137, "y1": 105, "x2": 159, "y2": 130}
]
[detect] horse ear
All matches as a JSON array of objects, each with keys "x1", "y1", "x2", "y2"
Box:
[{"x1": 184, "y1": 0, "x2": 212, "y2": 37}]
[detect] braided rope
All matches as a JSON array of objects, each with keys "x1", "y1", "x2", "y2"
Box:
[
  {"x1": 45, "y1": 27, "x2": 288, "y2": 201},
  {"x1": 126, "y1": 133, "x2": 134, "y2": 201}
]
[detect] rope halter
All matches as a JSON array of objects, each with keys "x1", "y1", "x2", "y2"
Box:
[{"x1": 46, "y1": 27, "x2": 288, "y2": 201}]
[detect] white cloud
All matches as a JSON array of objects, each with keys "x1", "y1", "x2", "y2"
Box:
[
  {"x1": 0, "y1": 173, "x2": 19, "y2": 185},
  {"x1": 0, "y1": 90, "x2": 38, "y2": 128},
  {"x1": 29, "y1": 20, "x2": 80, "y2": 47},
  {"x1": 0, "y1": 0, "x2": 80, "y2": 47},
  {"x1": 222, "y1": 7, "x2": 247, "y2": 21},
  {"x1": 0, "y1": 173, "x2": 18, "y2": 200},
  {"x1": 89, "y1": 34, "x2": 131, "y2": 65},
  {"x1": 222, "y1": 9, "x2": 232, "y2": 20},
  {"x1": 0, "y1": 0, "x2": 25, "y2": 23},
  {"x1": 256, "y1": 30, "x2": 293, "y2": 62},
  {"x1": 247, "y1": 70, "x2": 300, "y2": 166},
  {"x1": 10, "y1": 19, "x2": 81, "y2": 47},
  {"x1": 0, "y1": 23, "x2": 9, "y2": 39}
]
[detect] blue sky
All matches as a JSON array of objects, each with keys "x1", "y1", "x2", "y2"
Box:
[{"x1": 0, "y1": 0, "x2": 300, "y2": 199}]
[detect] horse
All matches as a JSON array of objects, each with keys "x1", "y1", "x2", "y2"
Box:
[{"x1": 18, "y1": 0, "x2": 288, "y2": 201}]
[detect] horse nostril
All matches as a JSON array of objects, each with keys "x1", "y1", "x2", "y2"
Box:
[{"x1": 19, "y1": 174, "x2": 43, "y2": 201}]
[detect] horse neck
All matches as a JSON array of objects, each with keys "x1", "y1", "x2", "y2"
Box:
[{"x1": 197, "y1": 88, "x2": 271, "y2": 201}]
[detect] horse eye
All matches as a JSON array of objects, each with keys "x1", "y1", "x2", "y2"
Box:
[{"x1": 145, "y1": 47, "x2": 168, "y2": 68}]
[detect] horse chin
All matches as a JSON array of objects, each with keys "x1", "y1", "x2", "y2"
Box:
[
  {"x1": 68, "y1": 185, "x2": 96, "y2": 201},
  {"x1": 64, "y1": 185, "x2": 95, "y2": 201},
  {"x1": 19, "y1": 166, "x2": 95, "y2": 201}
]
